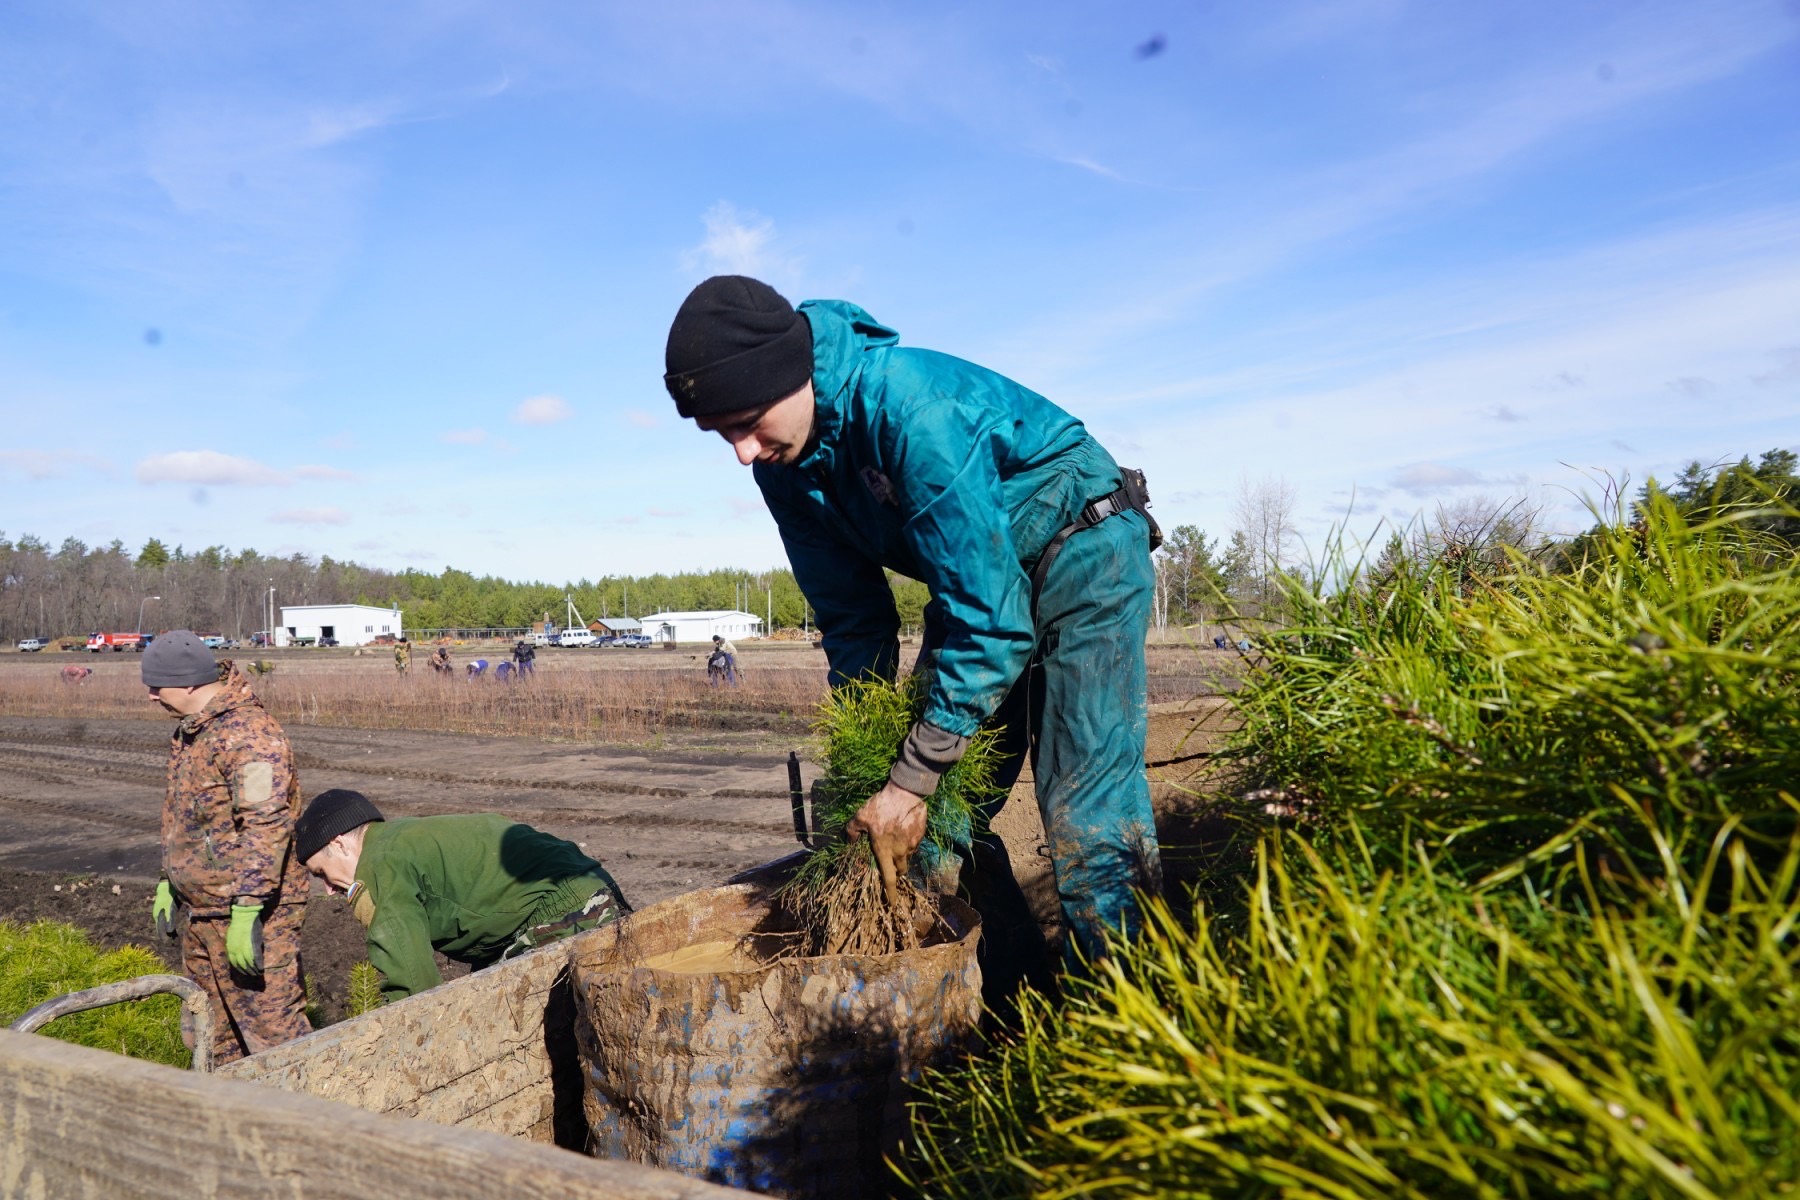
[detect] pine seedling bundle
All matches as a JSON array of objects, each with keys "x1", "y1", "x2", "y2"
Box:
[
  {"x1": 0, "y1": 919, "x2": 189, "y2": 1067},
  {"x1": 778, "y1": 675, "x2": 1006, "y2": 956}
]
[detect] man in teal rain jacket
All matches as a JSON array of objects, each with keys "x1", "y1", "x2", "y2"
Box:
[{"x1": 664, "y1": 275, "x2": 1163, "y2": 983}]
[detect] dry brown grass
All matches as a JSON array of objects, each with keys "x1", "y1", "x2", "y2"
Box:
[{"x1": 0, "y1": 659, "x2": 828, "y2": 744}]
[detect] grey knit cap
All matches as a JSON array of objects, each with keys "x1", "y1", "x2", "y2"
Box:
[{"x1": 140, "y1": 630, "x2": 218, "y2": 688}]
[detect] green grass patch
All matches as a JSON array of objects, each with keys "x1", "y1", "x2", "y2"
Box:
[{"x1": 0, "y1": 919, "x2": 189, "y2": 1067}]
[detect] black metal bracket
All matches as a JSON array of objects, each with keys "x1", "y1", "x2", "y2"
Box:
[{"x1": 788, "y1": 750, "x2": 821, "y2": 850}]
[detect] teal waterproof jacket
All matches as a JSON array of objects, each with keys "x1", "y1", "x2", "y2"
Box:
[{"x1": 755, "y1": 300, "x2": 1126, "y2": 740}]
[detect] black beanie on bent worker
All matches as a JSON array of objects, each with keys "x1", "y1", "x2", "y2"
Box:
[
  {"x1": 295, "y1": 789, "x2": 384, "y2": 862},
  {"x1": 663, "y1": 275, "x2": 813, "y2": 419}
]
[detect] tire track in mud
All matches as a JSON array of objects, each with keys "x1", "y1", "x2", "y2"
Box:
[
  {"x1": 0, "y1": 728, "x2": 787, "y2": 803},
  {"x1": 0, "y1": 747, "x2": 166, "y2": 788},
  {"x1": 0, "y1": 790, "x2": 157, "y2": 833},
  {"x1": 290, "y1": 755, "x2": 789, "y2": 805},
  {"x1": 0, "y1": 720, "x2": 796, "y2": 840}
]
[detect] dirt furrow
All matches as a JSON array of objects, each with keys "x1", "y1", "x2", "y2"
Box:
[{"x1": 0, "y1": 790, "x2": 158, "y2": 833}]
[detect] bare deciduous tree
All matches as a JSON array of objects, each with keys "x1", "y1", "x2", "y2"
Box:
[{"x1": 1229, "y1": 475, "x2": 1297, "y2": 616}]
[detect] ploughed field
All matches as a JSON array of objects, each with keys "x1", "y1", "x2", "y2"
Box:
[{"x1": 0, "y1": 638, "x2": 1236, "y2": 1020}]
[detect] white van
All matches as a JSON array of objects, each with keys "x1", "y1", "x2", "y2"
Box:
[{"x1": 557, "y1": 628, "x2": 598, "y2": 648}]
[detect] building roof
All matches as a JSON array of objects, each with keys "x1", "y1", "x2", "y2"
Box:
[
  {"x1": 592, "y1": 617, "x2": 643, "y2": 632},
  {"x1": 636, "y1": 610, "x2": 763, "y2": 623},
  {"x1": 277, "y1": 603, "x2": 401, "y2": 613}
]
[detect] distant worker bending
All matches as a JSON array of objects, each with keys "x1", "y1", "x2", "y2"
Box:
[
  {"x1": 294, "y1": 790, "x2": 632, "y2": 1002},
  {"x1": 708, "y1": 634, "x2": 739, "y2": 687}
]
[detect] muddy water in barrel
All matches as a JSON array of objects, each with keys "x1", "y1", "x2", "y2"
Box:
[{"x1": 635, "y1": 939, "x2": 763, "y2": 974}]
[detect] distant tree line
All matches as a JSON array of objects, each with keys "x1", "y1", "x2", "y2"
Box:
[
  {"x1": 7, "y1": 450, "x2": 1787, "y2": 645},
  {"x1": 1151, "y1": 450, "x2": 1797, "y2": 631},
  {"x1": 0, "y1": 532, "x2": 934, "y2": 645}
]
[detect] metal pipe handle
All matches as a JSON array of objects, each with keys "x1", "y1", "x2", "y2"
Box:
[{"x1": 10, "y1": 974, "x2": 215, "y2": 1073}]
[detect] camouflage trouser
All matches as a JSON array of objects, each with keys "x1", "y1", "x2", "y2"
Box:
[
  {"x1": 500, "y1": 880, "x2": 631, "y2": 960},
  {"x1": 183, "y1": 901, "x2": 311, "y2": 1064}
]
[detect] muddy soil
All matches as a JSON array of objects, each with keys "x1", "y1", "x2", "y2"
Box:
[
  {"x1": 0, "y1": 715, "x2": 804, "y2": 1023},
  {"x1": 0, "y1": 640, "x2": 1242, "y2": 1026}
]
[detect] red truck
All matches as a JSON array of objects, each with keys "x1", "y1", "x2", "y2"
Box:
[{"x1": 86, "y1": 632, "x2": 145, "y2": 653}]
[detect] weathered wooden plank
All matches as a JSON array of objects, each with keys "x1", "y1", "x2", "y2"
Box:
[
  {"x1": 0, "y1": 1029, "x2": 741, "y2": 1200},
  {"x1": 221, "y1": 934, "x2": 580, "y2": 1137}
]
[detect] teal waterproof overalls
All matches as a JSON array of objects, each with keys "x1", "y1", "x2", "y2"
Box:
[{"x1": 756, "y1": 301, "x2": 1163, "y2": 986}]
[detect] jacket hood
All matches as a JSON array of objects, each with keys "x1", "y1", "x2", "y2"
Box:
[
  {"x1": 178, "y1": 663, "x2": 263, "y2": 736},
  {"x1": 796, "y1": 300, "x2": 899, "y2": 472}
]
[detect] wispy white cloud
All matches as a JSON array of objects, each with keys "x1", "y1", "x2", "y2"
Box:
[
  {"x1": 681, "y1": 201, "x2": 799, "y2": 283},
  {"x1": 1390, "y1": 463, "x2": 1521, "y2": 496},
  {"x1": 0, "y1": 449, "x2": 113, "y2": 481},
  {"x1": 625, "y1": 409, "x2": 661, "y2": 430},
  {"x1": 293, "y1": 464, "x2": 357, "y2": 481},
  {"x1": 440, "y1": 428, "x2": 488, "y2": 445},
  {"x1": 512, "y1": 393, "x2": 574, "y2": 424},
  {"x1": 1749, "y1": 345, "x2": 1800, "y2": 387},
  {"x1": 269, "y1": 507, "x2": 350, "y2": 525},
  {"x1": 137, "y1": 451, "x2": 289, "y2": 487}
]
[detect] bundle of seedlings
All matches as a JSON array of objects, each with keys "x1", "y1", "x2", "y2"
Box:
[{"x1": 777, "y1": 675, "x2": 1005, "y2": 957}]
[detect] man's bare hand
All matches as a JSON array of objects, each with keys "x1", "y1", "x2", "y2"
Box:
[{"x1": 847, "y1": 781, "x2": 927, "y2": 909}]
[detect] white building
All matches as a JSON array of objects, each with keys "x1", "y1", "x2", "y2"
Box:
[
  {"x1": 278, "y1": 604, "x2": 404, "y2": 647},
  {"x1": 636, "y1": 609, "x2": 763, "y2": 645}
]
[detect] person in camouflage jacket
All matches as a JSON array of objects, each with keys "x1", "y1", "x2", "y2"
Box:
[{"x1": 144, "y1": 631, "x2": 311, "y2": 1063}]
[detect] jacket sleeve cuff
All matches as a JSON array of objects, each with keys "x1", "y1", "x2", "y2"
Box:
[{"x1": 887, "y1": 721, "x2": 971, "y2": 797}]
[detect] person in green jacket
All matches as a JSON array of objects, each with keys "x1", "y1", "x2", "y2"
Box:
[
  {"x1": 664, "y1": 275, "x2": 1163, "y2": 987},
  {"x1": 294, "y1": 789, "x2": 631, "y2": 1002}
]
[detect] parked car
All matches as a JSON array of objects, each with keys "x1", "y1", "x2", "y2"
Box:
[
  {"x1": 589, "y1": 635, "x2": 616, "y2": 647},
  {"x1": 200, "y1": 635, "x2": 226, "y2": 649},
  {"x1": 16, "y1": 637, "x2": 48, "y2": 653},
  {"x1": 610, "y1": 633, "x2": 653, "y2": 649},
  {"x1": 291, "y1": 636, "x2": 318, "y2": 648},
  {"x1": 557, "y1": 629, "x2": 598, "y2": 648},
  {"x1": 319, "y1": 637, "x2": 339, "y2": 648},
  {"x1": 532, "y1": 632, "x2": 556, "y2": 647}
]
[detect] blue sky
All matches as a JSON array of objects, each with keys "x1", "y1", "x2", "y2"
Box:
[{"x1": 3, "y1": 0, "x2": 1797, "y2": 581}]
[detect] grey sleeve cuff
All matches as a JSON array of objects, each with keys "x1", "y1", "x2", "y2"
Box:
[{"x1": 888, "y1": 721, "x2": 971, "y2": 797}]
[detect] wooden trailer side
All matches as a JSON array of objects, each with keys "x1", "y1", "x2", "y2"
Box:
[
  {"x1": 219, "y1": 926, "x2": 607, "y2": 1145},
  {"x1": 0, "y1": 1029, "x2": 740, "y2": 1200}
]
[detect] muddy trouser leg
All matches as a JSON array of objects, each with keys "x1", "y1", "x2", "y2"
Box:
[
  {"x1": 954, "y1": 663, "x2": 1059, "y2": 1025},
  {"x1": 182, "y1": 902, "x2": 311, "y2": 1064},
  {"x1": 1033, "y1": 509, "x2": 1161, "y2": 966}
]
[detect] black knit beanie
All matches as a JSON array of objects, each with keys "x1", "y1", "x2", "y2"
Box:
[
  {"x1": 295, "y1": 789, "x2": 384, "y2": 862},
  {"x1": 664, "y1": 275, "x2": 813, "y2": 418}
]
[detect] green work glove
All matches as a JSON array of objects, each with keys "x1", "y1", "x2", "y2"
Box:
[
  {"x1": 152, "y1": 880, "x2": 177, "y2": 939},
  {"x1": 226, "y1": 903, "x2": 265, "y2": 974}
]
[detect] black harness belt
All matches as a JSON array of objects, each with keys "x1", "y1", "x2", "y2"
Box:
[{"x1": 1029, "y1": 466, "x2": 1163, "y2": 609}]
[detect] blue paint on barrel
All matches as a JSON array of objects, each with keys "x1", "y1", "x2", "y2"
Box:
[{"x1": 574, "y1": 884, "x2": 982, "y2": 1199}]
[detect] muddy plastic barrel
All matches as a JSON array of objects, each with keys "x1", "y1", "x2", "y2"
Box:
[{"x1": 571, "y1": 882, "x2": 980, "y2": 1199}]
